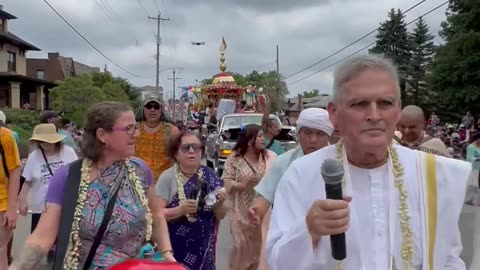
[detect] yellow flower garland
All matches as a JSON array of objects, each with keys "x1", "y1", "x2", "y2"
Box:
[
  {"x1": 174, "y1": 163, "x2": 204, "y2": 223},
  {"x1": 335, "y1": 141, "x2": 414, "y2": 270},
  {"x1": 64, "y1": 159, "x2": 153, "y2": 270}
]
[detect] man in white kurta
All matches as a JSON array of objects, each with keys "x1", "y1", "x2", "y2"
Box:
[{"x1": 266, "y1": 55, "x2": 471, "y2": 270}]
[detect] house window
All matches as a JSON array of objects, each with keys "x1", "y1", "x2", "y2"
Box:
[
  {"x1": 37, "y1": 70, "x2": 45, "y2": 79},
  {"x1": 7, "y1": 52, "x2": 16, "y2": 72}
]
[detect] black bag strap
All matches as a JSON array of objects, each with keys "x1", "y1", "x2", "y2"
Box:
[
  {"x1": 53, "y1": 159, "x2": 83, "y2": 270},
  {"x1": 0, "y1": 128, "x2": 9, "y2": 179},
  {"x1": 83, "y1": 168, "x2": 124, "y2": 270},
  {"x1": 266, "y1": 138, "x2": 275, "y2": 150},
  {"x1": 241, "y1": 156, "x2": 256, "y2": 174},
  {"x1": 39, "y1": 146, "x2": 54, "y2": 176}
]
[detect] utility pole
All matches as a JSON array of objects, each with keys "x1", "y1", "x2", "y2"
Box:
[
  {"x1": 148, "y1": 12, "x2": 169, "y2": 94},
  {"x1": 168, "y1": 69, "x2": 182, "y2": 120},
  {"x1": 276, "y1": 45, "x2": 279, "y2": 75}
]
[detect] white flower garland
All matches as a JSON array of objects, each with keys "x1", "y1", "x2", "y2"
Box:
[{"x1": 63, "y1": 159, "x2": 152, "y2": 269}]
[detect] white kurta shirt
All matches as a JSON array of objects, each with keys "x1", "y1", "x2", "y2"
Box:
[{"x1": 266, "y1": 144, "x2": 469, "y2": 270}]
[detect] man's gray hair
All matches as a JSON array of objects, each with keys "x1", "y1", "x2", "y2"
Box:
[{"x1": 332, "y1": 54, "x2": 401, "y2": 102}]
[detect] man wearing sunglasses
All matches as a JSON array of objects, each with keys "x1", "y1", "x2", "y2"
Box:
[{"x1": 135, "y1": 98, "x2": 179, "y2": 183}]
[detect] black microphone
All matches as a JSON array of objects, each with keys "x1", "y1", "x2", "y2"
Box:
[{"x1": 320, "y1": 158, "x2": 346, "y2": 261}]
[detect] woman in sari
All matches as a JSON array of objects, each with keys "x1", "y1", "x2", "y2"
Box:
[
  {"x1": 222, "y1": 124, "x2": 276, "y2": 270},
  {"x1": 10, "y1": 102, "x2": 175, "y2": 269},
  {"x1": 156, "y1": 131, "x2": 226, "y2": 270}
]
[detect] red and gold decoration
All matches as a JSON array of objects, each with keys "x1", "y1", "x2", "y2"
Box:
[{"x1": 181, "y1": 37, "x2": 267, "y2": 112}]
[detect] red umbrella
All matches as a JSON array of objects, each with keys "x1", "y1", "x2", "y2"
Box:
[{"x1": 108, "y1": 260, "x2": 186, "y2": 270}]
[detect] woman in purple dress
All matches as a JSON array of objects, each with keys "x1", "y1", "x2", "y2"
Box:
[{"x1": 156, "y1": 131, "x2": 227, "y2": 270}]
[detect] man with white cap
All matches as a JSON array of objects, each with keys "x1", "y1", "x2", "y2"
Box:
[
  {"x1": 249, "y1": 108, "x2": 334, "y2": 224},
  {"x1": 249, "y1": 108, "x2": 334, "y2": 270}
]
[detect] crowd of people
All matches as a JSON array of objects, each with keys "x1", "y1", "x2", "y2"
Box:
[{"x1": 0, "y1": 54, "x2": 477, "y2": 270}]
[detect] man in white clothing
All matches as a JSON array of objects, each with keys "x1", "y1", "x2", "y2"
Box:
[{"x1": 266, "y1": 55, "x2": 471, "y2": 270}]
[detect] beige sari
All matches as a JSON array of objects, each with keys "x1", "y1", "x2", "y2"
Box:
[{"x1": 222, "y1": 151, "x2": 276, "y2": 270}]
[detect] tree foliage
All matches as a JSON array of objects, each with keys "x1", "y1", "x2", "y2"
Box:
[
  {"x1": 406, "y1": 16, "x2": 435, "y2": 105},
  {"x1": 429, "y1": 0, "x2": 480, "y2": 116},
  {"x1": 50, "y1": 72, "x2": 135, "y2": 125},
  {"x1": 302, "y1": 89, "x2": 320, "y2": 98},
  {"x1": 369, "y1": 8, "x2": 412, "y2": 104},
  {"x1": 50, "y1": 74, "x2": 104, "y2": 125}
]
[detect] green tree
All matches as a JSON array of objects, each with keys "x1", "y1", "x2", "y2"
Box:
[
  {"x1": 369, "y1": 8, "x2": 412, "y2": 103},
  {"x1": 91, "y1": 71, "x2": 139, "y2": 107},
  {"x1": 302, "y1": 89, "x2": 320, "y2": 98},
  {"x1": 102, "y1": 81, "x2": 130, "y2": 103},
  {"x1": 244, "y1": 71, "x2": 289, "y2": 112},
  {"x1": 406, "y1": 16, "x2": 435, "y2": 105},
  {"x1": 50, "y1": 74, "x2": 104, "y2": 125},
  {"x1": 429, "y1": 0, "x2": 480, "y2": 115}
]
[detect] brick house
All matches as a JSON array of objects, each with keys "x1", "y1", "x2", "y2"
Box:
[
  {"x1": 27, "y1": 52, "x2": 101, "y2": 82},
  {"x1": 0, "y1": 6, "x2": 53, "y2": 110}
]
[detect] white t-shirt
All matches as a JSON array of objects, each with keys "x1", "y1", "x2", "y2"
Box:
[{"x1": 22, "y1": 146, "x2": 78, "y2": 213}]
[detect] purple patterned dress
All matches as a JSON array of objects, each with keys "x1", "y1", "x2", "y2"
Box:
[
  {"x1": 166, "y1": 166, "x2": 223, "y2": 270},
  {"x1": 46, "y1": 158, "x2": 153, "y2": 269}
]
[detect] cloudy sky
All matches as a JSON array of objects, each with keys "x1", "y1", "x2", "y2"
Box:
[{"x1": 5, "y1": 0, "x2": 448, "y2": 98}]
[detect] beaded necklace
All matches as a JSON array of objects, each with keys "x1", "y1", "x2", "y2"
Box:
[{"x1": 174, "y1": 163, "x2": 204, "y2": 222}]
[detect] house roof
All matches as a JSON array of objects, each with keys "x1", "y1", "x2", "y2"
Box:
[
  {"x1": 0, "y1": 72, "x2": 55, "y2": 86},
  {"x1": 0, "y1": 9, "x2": 17, "y2": 20},
  {"x1": 0, "y1": 31, "x2": 40, "y2": 51},
  {"x1": 304, "y1": 95, "x2": 332, "y2": 108}
]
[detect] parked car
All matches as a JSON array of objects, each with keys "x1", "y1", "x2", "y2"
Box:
[{"x1": 205, "y1": 113, "x2": 297, "y2": 176}]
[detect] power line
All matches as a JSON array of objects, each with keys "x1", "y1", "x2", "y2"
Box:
[
  {"x1": 152, "y1": 0, "x2": 161, "y2": 12},
  {"x1": 287, "y1": 1, "x2": 449, "y2": 86},
  {"x1": 43, "y1": 0, "x2": 152, "y2": 78},
  {"x1": 284, "y1": 0, "x2": 429, "y2": 80},
  {"x1": 136, "y1": 0, "x2": 151, "y2": 16}
]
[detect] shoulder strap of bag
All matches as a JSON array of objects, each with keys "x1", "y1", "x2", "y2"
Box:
[
  {"x1": 0, "y1": 128, "x2": 9, "y2": 179},
  {"x1": 241, "y1": 155, "x2": 256, "y2": 174},
  {"x1": 39, "y1": 147, "x2": 54, "y2": 176},
  {"x1": 83, "y1": 168, "x2": 124, "y2": 270},
  {"x1": 53, "y1": 159, "x2": 83, "y2": 270},
  {"x1": 266, "y1": 137, "x2": 275, "y2": 150}
]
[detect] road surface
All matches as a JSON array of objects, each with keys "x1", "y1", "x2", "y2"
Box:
[{"x1": 12, "y1": 205, "x2": 479, "y2": 269}]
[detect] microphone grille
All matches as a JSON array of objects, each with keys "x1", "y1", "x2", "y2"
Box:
[{"x1": 321, "y1": 159, "x2": 344, "y2": 185}]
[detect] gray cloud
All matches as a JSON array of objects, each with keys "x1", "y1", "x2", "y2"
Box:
[{"x1": 4, "y1": 0, "x2": 448, "y2": 98}]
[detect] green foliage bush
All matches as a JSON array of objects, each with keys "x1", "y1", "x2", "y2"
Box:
[{"x1": 2, "y1": 108, "x2": 39, "y2": 157}]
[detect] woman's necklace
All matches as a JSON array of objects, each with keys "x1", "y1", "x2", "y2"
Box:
[
  {"x1": 145, "y1": 121, "x2": 160, "y2": 129},
  {"x1": 174, "y1": 163, "x2": 203, "y2": 222},
  {"x1": 334, "y1": 140, "x2": 414, "y2": 270},
  {"x1": 64, "y1": 159, "x2": 152, "y2": 270}
]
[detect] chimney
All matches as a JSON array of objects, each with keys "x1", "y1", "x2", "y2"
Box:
[{"x1": 0, "y1": 5, "x2": 3, "y2": 10}]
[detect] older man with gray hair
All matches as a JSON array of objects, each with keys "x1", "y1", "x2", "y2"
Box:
[{"x1": 266, "y1": 55, "x2": 470, "y2": 270}]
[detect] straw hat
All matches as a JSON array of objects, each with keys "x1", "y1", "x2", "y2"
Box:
[
  {"x1": 418, "y1": 138, "x2": 451, "y2": 158},
  {"x1": 29, "y1": 124, "x2": 66, "y2": 144}
]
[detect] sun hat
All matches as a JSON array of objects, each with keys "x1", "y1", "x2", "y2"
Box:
[
  {"x1": 418, "y1": 138, "x2": 451, "y2": 158},
  {"x1": 40, "y1": 110, "x2": 64, "y2": 123},
  {"x1": 29, "y1": 124, "x2": 66, "y2": 144}
]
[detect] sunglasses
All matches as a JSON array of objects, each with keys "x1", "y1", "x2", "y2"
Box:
[
  {"x1": 145, "y1": 103, "x2": 160, "y2": 110},
  {"x1": 179, "y1": 143, "x2": 203, "y2": 153}
]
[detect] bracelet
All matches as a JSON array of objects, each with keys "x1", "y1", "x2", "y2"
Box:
[{"x1": 162, "y1": 249, "x2": 174, "y2": 255}]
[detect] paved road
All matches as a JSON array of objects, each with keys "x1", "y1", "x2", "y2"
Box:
[{"x1": 12, "y1": 205, "x2": 479, "y2": 269}]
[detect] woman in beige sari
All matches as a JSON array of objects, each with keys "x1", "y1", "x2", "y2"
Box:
[{"x1": 222, "y1": 124, "x2": 276, "y2": 270}]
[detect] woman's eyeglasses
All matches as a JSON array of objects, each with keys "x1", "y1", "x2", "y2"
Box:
[
  {"x1": 111, "y1": 124, "x2": 140, "y2": 135},
  {"x1": 179, "y1": 143, "x2": 203, "y2": 153},
  {"x1": 145, "y1": 103, "x2": 161, "y2": 110}
]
